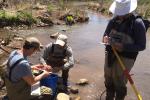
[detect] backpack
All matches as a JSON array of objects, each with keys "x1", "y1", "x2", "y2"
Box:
[{"x1": 132, "y1": 15, "x2": 150, "y2": 33}]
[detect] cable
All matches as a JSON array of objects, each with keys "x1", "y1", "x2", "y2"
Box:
[{"x1": 100, "y1": 89, "x2": 106, "y2": 100}]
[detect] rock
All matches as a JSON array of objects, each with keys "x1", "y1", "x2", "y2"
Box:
[
  {"x1": 14, "y1": 37, "x2": 23, "y2": 41},
  {"x1": 56, "y1": 93, "x2": 70, "y2": 100},
  {"x1": 36, "y1": 21, "x2": 49, "y2": 27},
  {"x1": 32, "y1": 3, "x2": 47, "y2": 10},
  {"x1": 69, "y1": 86, "x2": 79, "y2": 94},
  {"x1": 70, "y1": 96, "x2": 81, "y2": 100},
  {"x1": 50, "y1": 32, "x2": 60, "y2": 39},
  {"x1": 74, "y1": 96, "x2": 81, "y2": 100},
  {"x1": 76, "y1": 78, "x2": 89, "y2": 86},
  {"x1": 0, "y1": 77, "x2": 5, "y2": 89}
]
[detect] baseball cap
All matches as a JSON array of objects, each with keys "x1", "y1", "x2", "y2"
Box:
[
  {"x1": 25, "y1": 37, "x2": 43, "y2": 51},
  {"x1": 55, "y1": 34, "x2": 68, "y2": 46}
]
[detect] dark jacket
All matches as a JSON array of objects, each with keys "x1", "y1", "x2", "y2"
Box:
[{"x1": 103, "y1": 14, "x2": 146, "y2": 59}]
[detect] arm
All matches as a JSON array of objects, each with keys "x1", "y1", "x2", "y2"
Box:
[
  {"x1": 23, "y1": 70, "x2": 50, "y2": 85},
  {"x1": 63, "y1": 46, "x2": 74, "y2": 70},
  {"x1": 102, "y1": 19, "x2": 114, "y2": 44},
  {"x1": 40, "y1": 43, "x2": 52, "y2": 64},
  {"x1": 123, "y1": 18, "x2": 146, "y2": 52},
  {"x1": 18, "y1": 62, "x2": 51, "y2": 86},
  {"x1": 40, "y1": 43, "x2": 52, "y2": 71}
]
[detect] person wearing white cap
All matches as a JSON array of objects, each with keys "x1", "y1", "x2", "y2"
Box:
[
  {"x1": 102, "y1": 0, "x2": 146, "y2": 100},
  {"x1": 5, "y1": 37, "x2": 52, "y2": 100},
  {"x1": 40, "y1": 34, "x2": 74, "y2": 93}
]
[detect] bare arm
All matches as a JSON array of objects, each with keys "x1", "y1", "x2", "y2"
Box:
[{"x1": 23, "y1": 70, "x2": 50, "y2": 85}]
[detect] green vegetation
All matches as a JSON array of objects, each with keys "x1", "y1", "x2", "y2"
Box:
[
  {"x1": 17, "y1": 11, "x2": 36, "y2": 25},
  {"x1": 0, "y1": 10, "x2": 36, "y2": 27},
  {"x1": 47, "y1": 4, "x2": 54, "y2": 13},
  {"x1": 98, "y1": 0, "x2": 150, "y2": 18},
  {"x1": 137, "y1": 0, "x2": 150, "y2": 18},
  {"x1": 138, "y1": 0, "x2": 150, "y2": 5},
  {"x1": 59, "y1": 0, "x2": 65, "y2": 9}
]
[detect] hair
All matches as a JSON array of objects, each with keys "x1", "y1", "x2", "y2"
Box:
[{"x1": 23, "y1": 41, "x2": 37, "y2": 50}]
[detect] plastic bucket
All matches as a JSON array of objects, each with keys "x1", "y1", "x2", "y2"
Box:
[{"x1": 40, "y1": 74, "x2": 58, "y2": 96}]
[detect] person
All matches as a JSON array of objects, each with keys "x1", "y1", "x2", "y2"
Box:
[
  {"x1": 40, "y1": 34, "x2": 74, "y2": 92},
  {"x1": 5, "y1": 37, "x2": 52, "y2": 100},
  {"x1": 102, "y1": 0, "x2": 146, "y2": 100}
]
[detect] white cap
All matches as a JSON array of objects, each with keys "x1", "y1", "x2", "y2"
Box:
[{"x1": 55, "y1": 34, "x2": 68, "y2": 46}]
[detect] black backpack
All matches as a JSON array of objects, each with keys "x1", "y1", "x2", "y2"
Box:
[{"x1": 132, "y1": 15, "x2": 150, "y2": 33}]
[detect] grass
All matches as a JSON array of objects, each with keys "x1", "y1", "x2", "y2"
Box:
[
  {"x1": 0, "y1": 10, "x2": 36, "y2": 27},
  {"x1": 98, "y1": 0, "x2": 150, "y2": 18}
]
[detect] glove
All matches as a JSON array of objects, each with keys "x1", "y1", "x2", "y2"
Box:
[{"x1": 63, "y1": 63, "x2": 70, "y2": 70}]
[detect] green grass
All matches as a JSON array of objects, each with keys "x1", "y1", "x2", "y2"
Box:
[
  {"x1": 138, "y1": 0, "x2": 150, "y2": 5},
  {"x1": 0, "y1": 10, "x2": 37, "y2": 27}
]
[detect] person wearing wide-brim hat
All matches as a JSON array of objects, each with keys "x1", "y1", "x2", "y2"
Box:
[{"x1": 102, "y1": 0, "x2": 146, "y2": 100}]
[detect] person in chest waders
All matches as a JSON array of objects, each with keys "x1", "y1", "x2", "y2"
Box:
[
  {"x1": 5, "y1": 37, "x2": 52, "y2": 100},
  {"x1": 102, "y1": 0, "x2": 146, "y2": 100},
  {"x1": 40, "y1": 34, "x2": 74, "y2": 93}
]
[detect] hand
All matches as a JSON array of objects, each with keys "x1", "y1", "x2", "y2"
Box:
[
  {"x1": 63, "y1": 66, "x2": 70, "y2": 70},
  {"x1": 31, "y1": 64, "x2": 44, "y2": 70},
  {"x1": 113, "y1": 42, "x2": 123, "y2": 52},
  {"x1": 42, "y1": 70, "x2": 51, "y2": 78},
  {"x1": 102, "y1": 36, "x2": 110, "y2": 45},
  {"x1": 43, "y1": 65, "x2": 52, "y2": 72}
]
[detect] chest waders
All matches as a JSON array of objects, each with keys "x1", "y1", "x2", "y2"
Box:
[
  {"x1": 5, "y1": 77, "x2": 31, "y2": 100},
  {"x1": 47, "y1": 44, "x2": 67, "y2": 68},
  {"x1": 4, "y1": 55, "x2": 32, "y2": 100},
  {"x1": 112, "y1": 46, "x2": 142, "y2": 100}
]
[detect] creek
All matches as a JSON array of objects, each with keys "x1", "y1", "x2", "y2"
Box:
[{"x1": 1, "y1": 11, "x2": 150, "y2": 100}]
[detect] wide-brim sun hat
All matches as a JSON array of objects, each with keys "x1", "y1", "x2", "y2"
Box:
[{"x1": 109, "y1": 0, "x2": 137, "y2": 16}]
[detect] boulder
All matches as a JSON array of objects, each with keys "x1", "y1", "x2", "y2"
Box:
[
  {"x1": 69, "y1": 86, "x2": 79, "y2": 94},
  {"x1": 56, "y1": 93, "x2": 70, "y2": 100},
  {"x1": 76, "y1": 78, "x2": 89, "y2": 86}
]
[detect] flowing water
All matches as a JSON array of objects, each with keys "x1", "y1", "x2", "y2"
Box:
[{"x1": 3, "y1": 11, "x2": 150, "y2": 100}]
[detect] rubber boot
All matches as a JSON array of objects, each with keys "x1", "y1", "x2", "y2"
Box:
[
  {"x1": 62, "y1": 69, "x2": 69, "y2": 94},
  {"x1": 62, "y1": 69, "x2": 69, "y2": 86},
  {"x1": 105, "y1": 84, "x2": 115, "y2": 100},
  {"x1": 106, "y1": 92, "x2": 115, "y2": 100},
  {"x1": 115, "y1": 87, "x2": 127, "y2": 100}
]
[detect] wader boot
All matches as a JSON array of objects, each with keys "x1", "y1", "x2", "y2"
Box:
[
  {"x1": 5, "y1": 77, "x2": 31, "y2": 100},
  {"x1": 62, "y1": 69, "x2": 69, "y2": 93},
  {"x1": 105, "y1": 84, "x2": 115, "y2": 100},
  {"x1": 62, "y1": 69, "x2": 69, "y2": 86},
  {"x1": 115, "y1": 87, "x2": 127, "y2": 100}
]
